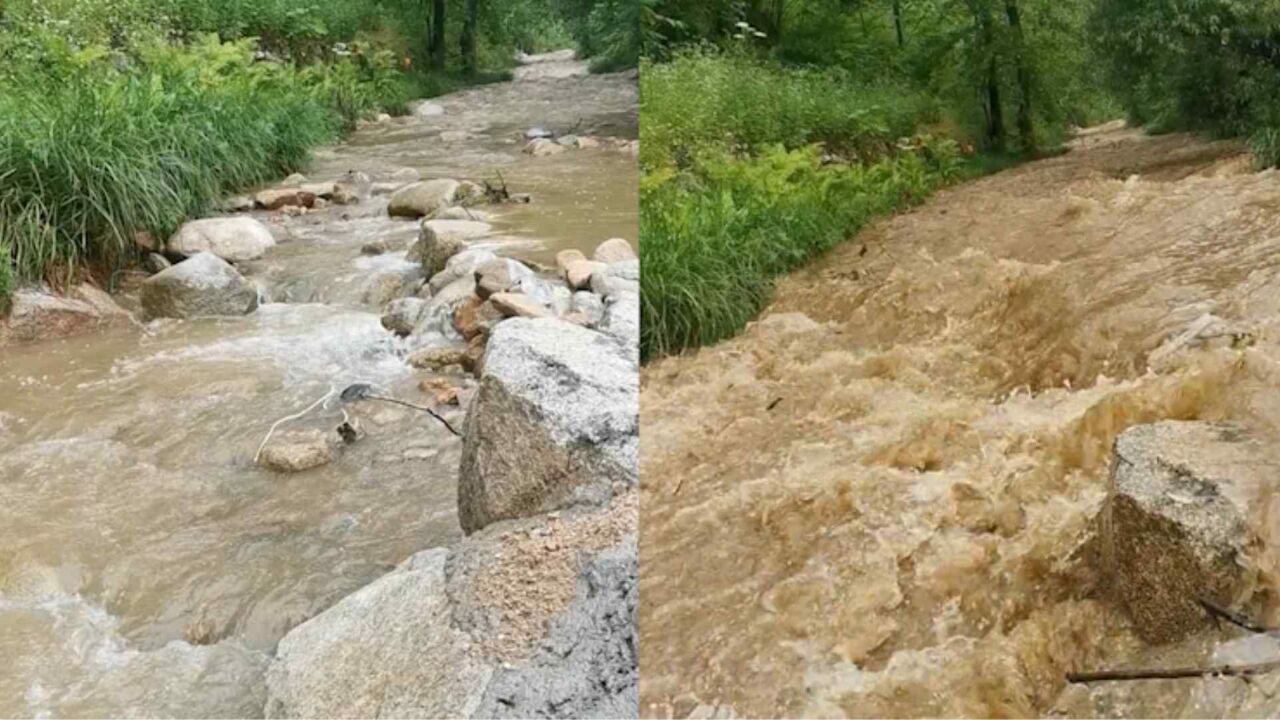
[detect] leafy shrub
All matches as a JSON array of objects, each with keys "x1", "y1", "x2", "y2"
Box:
[
  {"x1": 641, "y1": 50, "x2": 938, "y2": 170},
  {"x1": 641, "y1": 139, "x2": 964, "y2": 360}
]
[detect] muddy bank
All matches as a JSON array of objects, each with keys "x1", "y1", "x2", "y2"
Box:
[
  {"x1": 639, "y1": 124, "x2": 1280, "y2": 718},
  {"x1": 0, "y1": 50, "x2": 637, "y2": 717}
]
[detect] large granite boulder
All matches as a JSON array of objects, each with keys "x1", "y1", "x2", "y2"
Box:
[
  {"x1": 140, "y1": 252, "x2": 260, "y2": 319},
  {"x1": 167, "y1": 217, "x2": 276, "y2": 262},
  {"x1": 388, "y1": 179, "x2": 461, "y2": 218},
  {"x1": 1101, "y1": 421, "x2": 1278, "y2": 643},
  {"x1": 457, "y1": 319, "x2": 638, "y2": 533},
  {"x1": 264, "y1": 496, "x2": 639, "y2": 720},
  {"x1": 472, "y1": 536, "x2": 639, "y2": 718},
  {"x1": 264, "y1": 549, "x2": 493, "y2": 719}
]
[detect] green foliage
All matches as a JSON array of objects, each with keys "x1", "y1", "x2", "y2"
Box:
[
  {"x1": 1090, "y1": 0, "x2": 1280, "y2": 167},
  {"x1": 642, "y1": 50, "x2": 939, "y2": 169},
  {"x1": 0, "y1": 36, "x2": 342, "y2": 287},
  {"x1": 640, "y1": 49, "x2": 972, "y2": 360},
  {"x1": 641, "y1": 142, "x2": 964, "y2": 360},
  {"x1": 0, "y1": 0, "x2": 606, "y2": 298}
]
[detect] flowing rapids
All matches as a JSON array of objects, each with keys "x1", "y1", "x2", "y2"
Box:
[
  {"x1": 0, "y1": 53, "x2": 636, "y2": 718},
  {"x1": 640, "y1": 123, "x2": 1280, "y2": 718}
]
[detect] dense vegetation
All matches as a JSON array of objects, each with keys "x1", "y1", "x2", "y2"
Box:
[
  {"x1": 640, "y1": 1, "x2": 1115, "y2": 360},
  {"x1": 1090, "y1": 0, "x2": 1280, "y2": 167},
  {"x1": 0, "y1": 0, "x2": 636, "y2": 302}
]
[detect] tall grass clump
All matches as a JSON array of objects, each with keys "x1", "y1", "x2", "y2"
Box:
[
  {"x1": 0, "y1": 35, "x2": 381, "y2": 287},
  {"x1": 640, "y1": 51, "x2": 970, "y2": 361}
]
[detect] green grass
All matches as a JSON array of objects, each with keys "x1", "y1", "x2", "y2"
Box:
[
  {"x1": 640, "y1": 51, "x2": 940, "y2": 171},
  {"x1": 640, "y1": 142, "x2": 967, "y2": 361},
  {"x1": 0, "y1": 34, "x2": 416, "y2": 289},
  {"x1": 639, "y1": 51, "x2": 1022, "y2": 362}
]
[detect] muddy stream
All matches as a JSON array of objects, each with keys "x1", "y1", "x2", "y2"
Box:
[
  {"x1": 640, "y1": 123, "x2": 1280, "y2": 718},
  {"x1": 0, "y1": 53, "x2": 636, "y2": 718}
]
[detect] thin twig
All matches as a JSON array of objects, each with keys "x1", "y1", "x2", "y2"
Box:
[
  {"x1": 364, "y1": 394, "x2": 462, "y2": 437},
  {"x1": 1200, "y1": 597, "x2": 1277, "y2": 634},
  {"x1": 255, "y1": 386, "x2": 335, "y2": 464},
  {"x1": 1067, "y1": 660, "x2": 1280, "y2": 684}
]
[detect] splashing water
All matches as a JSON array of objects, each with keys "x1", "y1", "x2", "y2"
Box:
[
  {"x1": 0, "y1": 53, "x2": 636, "y2": 718},
  {"x1": 640, "y1": 125, "x2": 1280, "y2": 718}
]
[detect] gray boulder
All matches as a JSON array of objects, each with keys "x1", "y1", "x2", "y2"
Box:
[
  {"x1": 592, "y1": 238, "x2": 637, "y2": 264},
  {"x1": 388, "y1": 179, "x2": 460, "y2": 218},
  {"x1": 474, "y1": 258, "x2": 534, "y2": 300},
  {"x1": 571, "y1": 291, "x2": 605, "y2": 326},
  {"x1": 382, "y1": 297, "x2": 429, "y2": 337},
  {"x1": 264, "y1": 549, "x2": 493, "y2": 719},
  {"x1": 458, "y1": 319, "x2": 638, "y2": 533},
  {"x1": 167, "y1": 217, "x2": 276, "y2": 262},
  {"x1": 473, "y1": 537, "x2": 638, "y2": 719},
  {"x1": 1101, "y1": 421, "x2": 1274, "y2": 643},
  {"x1": 599, "y1": 292, "x2": 640, "y2": 356},
  {"x1": 590, "y1": 261, "x2": 640, "y2": 299},
  {"x1": 409, "y1": 225, "x2": 465, "y2": 277},
  {"x1": 140, "y1": 252, "x2": 260, "y2": 319},
  {"x1": 428, "y1": 249, "x2": 498, "y2": 294}
]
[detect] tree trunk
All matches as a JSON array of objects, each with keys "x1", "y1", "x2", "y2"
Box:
[
  {"x1": 893, "y1": 0, "x2": 905, "y2": 48},
  {"x1": 430, "y1": 0, "x2": 446, "y2": 70},
  {"x1": 462, "y1": 0, "x2": 479, "y2": 77},
  {"x1": 1005, "y1": 0, "x2": 1035, "y2": 150},
  {"x1": 978, "y1": 7, "x2": 1005, "y2": 150}
]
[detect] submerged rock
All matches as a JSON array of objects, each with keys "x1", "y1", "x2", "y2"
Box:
[
  {"x1": 140, "y1": 252, "x2": 259, "y2": 320},
  {"x1": 458, "y1": 318, "x2": 638, "y2": 533},
  {"x1": 1101, "y1": 421, "x2": 1275, "y2": 643},
  {"x1": 524, "y1": 138, "x2": 566, "y2": 157},
  {"x1": 388, "y1": 179, "x2": 461, "y2": 218},
  {"x1": 258, "y1": 429, "x2": 336, "y2": 473},
  {"x1": 332, "y1": 171, "x2": 373, "y2": 205},
  {"x1": 167, "y1": 217, "x2": 277, "y2": 262},
  {"x1": 255, "y1": 188, "x2": 317, "y2": 211},
  {"x1": 264, "y1": 549, "x2": 493, "y2": 719}
]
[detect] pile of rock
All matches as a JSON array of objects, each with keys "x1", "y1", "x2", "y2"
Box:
[
  {"x1": 381, "y1": 232, "x2": 639, "y2": 373},
  {"x1": 267, "y1": 237, "x2": 640, "y2": 718},
  {"x1": 522, "y1": 133, "x2": 639, "y2": 158}
]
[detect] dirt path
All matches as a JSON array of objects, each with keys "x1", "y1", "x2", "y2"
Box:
[{"x1": 640, "y1": 124, "x2": 1280, "y2": 718}]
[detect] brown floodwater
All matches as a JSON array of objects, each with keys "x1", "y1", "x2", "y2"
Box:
[
  {"x1": 0, "y1": 52, "x2": 636, "y2": 718},
  {"x1": 640, "y1": 124, "x2": 1280, "y2": 718}
]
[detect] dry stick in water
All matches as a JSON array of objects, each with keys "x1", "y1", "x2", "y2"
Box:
[
  {"x1": 362, "y1": 393, "x2": 463, "y2": 437},
  {"x1": 1067, "y1": 661, "x2": 1280, "y2": 684}
]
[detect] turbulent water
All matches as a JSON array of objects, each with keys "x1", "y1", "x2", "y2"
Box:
[
  {"x1": 640, "y1": 123, "x2": 1280, "y2": 718},
  {"x1": 0, "y1": 53, "x2": 637, "y2": 718}
]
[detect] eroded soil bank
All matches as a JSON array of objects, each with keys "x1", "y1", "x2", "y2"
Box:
[
  {"x1": 640, "y1": 123, "x2": 1280, "y2": 718},
  {"x1": 0, "y1": 53, "x2": 636, "y2": 717}
]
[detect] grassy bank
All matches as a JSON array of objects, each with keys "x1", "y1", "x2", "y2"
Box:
[
  {"x1": 0, "y1": 0, "x2": 635, "y2": 303},
  {"x1": 640, "y1": 52, "x2": 982, "y2": 361}
]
